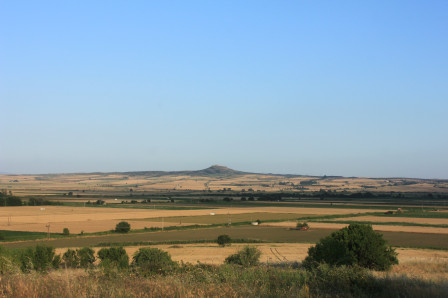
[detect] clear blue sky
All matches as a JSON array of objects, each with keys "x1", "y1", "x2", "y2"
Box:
[{"x1": 1, "y1": 1, "x2": 447, "y2": 178}]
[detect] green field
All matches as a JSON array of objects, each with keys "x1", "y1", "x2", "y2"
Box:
[
  {"x1": 135, "y1": 212, "x2": 312, "y2": 224},
  {"x1": 313, "y1": 219, "x2": 448, "y2": 228},
  {"x1": 3, "y1": 226, "x2": 448, "y2": 250},
  {"x1": 379, "y1": 210, "x2": 448, "y2": 219},
  {"x1": 0, "y1": 230, "x2": 50, "y2": 242}
]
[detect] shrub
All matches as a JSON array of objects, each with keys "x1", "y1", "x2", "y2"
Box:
[
  {"x1": 62, "y1": 249, "x2": 79, "y2": 268},
  {"x1": 217, "y1": 234, "x2": 231, "y2": 247},
  {"x1": 303, "y1": 223, "x2": 398, "y2": 271},
  {"x1": 63, "y1": 228, "x2": 70, "y2": 235},
  {"x1": 52, "y1": 254, "x2": 61, "y2": 269},
  {"x1": 225, "y1": 246, "x2": 261, "y2": 267},
  {"x1": 97, "y1": 247, "x2": 129, "y2": 269},
  {"x1": 77, "y1": 247, "x2": 95, "y2": 268},
  {"x1": 18, "y1": 245, "x2": 60, "y2": 272},
  {"x1": 132, "y1": 248, "x2": 177, "y2": 275},
  {"x1": 115, "y1": 221, "x2": 131, "y2": 233}
]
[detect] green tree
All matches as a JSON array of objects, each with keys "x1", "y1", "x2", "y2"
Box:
[
  {"x1": 77, "y1": 247, "x2": 95, "y2": 268},
  {"x1": 217, "y1": 234, "x2": 231, "y2": 247},
  {"x1": 62, "y1": 249, "x2": 79, "y2": 268},
  {"x1": 132, "y1": 248, "x2": 177, "y2": 275},
  {"x1": 225, "y1": 246, "x2": 261, "y2": 267},
  {"x1": 303, "y1": 223, "x2": 398, "y2": 271},
  {"x1": 97, "y1": 247, "x2": 129, "y2": 270},
  {"x1": 63, "y1": 228, "x2": 70, "y2": 235},
  {"x1": 18, "y1": 245, "x2": 60, "y2": 272},
  {"x1": 115, "y1": 221, "x2": 131, "y2": 233}
]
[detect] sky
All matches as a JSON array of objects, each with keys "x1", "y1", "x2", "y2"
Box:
[{"x1": 0, "y1": 1, "x2": 447, "y2": 178}]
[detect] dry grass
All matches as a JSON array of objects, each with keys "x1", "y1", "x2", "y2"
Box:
[{"x1": 0, "y1": 270, "x2": 245, "y2": 298}]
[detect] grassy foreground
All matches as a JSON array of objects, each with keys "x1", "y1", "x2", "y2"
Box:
[{"x1": 0, "y1": 263, "x2": 447, "y2": 297}]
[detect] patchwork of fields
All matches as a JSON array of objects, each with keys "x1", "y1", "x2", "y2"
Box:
[
  {"x1": 0, "y1": 205, "x2": 381, "y2": 233},
  {"x1": 2, "y1": 171, "x2": 448, "y2": 196},
  {"x1": 1, "y1": 171, "x2": 448, "y2": 284}
]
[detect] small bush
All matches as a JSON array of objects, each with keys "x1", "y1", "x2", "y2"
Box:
[
  {"x1": 18, "y1": 245, "x2": 60, "y2": 272},
  {"x1": 303, "y1": 223, "x2": 398, "y2": 271},
  {"x1": 217, "y1": 234, "x2": 231, "y2": 247},
  {"x1": 115, "y1": 221, "x2": 131, "y2": 233},
  {"x1": 97, "y1": 247, "x2": 129, "y2": 269},
  {"x1": 63, "y1": 228, "x2": 70, "y2": 235},
  {"x1": 132, "y1": 248, "x2": 177, "y2": 275},
  {"x1": 77, "y1": 247, "x2": 95, "y2": 268},
  {"x1": 225, "y1": 246, "x2": 261, "y2": 267},
  {"x1": 52, "y1": 254, "x2": 61, "y2": 269},
  {"x1": 62, "y1": 249, "x2": 79, "y2": 268}
]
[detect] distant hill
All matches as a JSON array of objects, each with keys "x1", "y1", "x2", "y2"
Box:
[
  {"x1": 119, "y1": 165, "x2": 250, "y2": 177},
  {"x1": 190, "y1": 165, "x2": 248, "y2": 176}
]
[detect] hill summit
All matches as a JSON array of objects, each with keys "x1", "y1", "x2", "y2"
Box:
[{"x1": 192, "y1": 165, "x2": 246, "y2": 176}]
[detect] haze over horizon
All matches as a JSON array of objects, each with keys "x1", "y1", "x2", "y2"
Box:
[{"x1": 1, "y1": 1, "x2": 447, "y2": 179}]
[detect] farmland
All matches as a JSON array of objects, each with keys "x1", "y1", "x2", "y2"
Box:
[
  {"x1": 0, "y1": 167, "x2": 448, "y2": 293},
  {"x1": 1, "y1": 165, "x2": 448, "y2": 198}
]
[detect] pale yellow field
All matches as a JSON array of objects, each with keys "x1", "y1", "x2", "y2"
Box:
[
  {"x1": 0, "y1": 206, "x2": 380, "y2": 233},
  {"x1": 262, "y1": 221, "x2": 448, "y2": 234}
]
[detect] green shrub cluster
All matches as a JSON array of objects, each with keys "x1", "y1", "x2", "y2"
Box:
[
  {"x1": 17, "y1": 245, "x2": 60, "y2": 272},
  {"x1": 132, "y1": 248, "x2": 177, "y2": 275},
  {"x1": 62, "y1": 247, "x2": 95, "y2": 268},
  {"x1": 98, "y1": 247, "x2": 129, "y2": 269},
  {"x1": 225, "y1": 246, "x2": 261, "y2": 267},
  {"x1": 217, "y1": 234, "x2": 231, "y2": 247},
  {"x1": 304, "y1": 223, "x2": 398, "y2": 270},
  {"x1": 115, "y1": 221, "x2": 131, "y2": 233}
]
